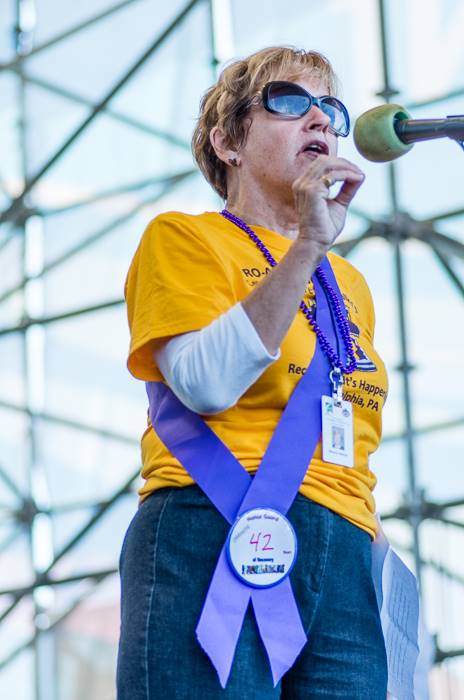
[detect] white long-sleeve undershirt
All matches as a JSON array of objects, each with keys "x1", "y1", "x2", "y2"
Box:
[{"x1": 154, "y1": 303, "x2": 280, "y2": 415}]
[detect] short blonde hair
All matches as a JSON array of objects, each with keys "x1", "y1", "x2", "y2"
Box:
[{"x1": 191, "y1": 46, "x2": 339, "y2": 200}]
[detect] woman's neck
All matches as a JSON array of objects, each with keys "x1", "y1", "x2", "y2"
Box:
[{"x1": 225, "y1": 186, "x2": 299, "y2": 240}]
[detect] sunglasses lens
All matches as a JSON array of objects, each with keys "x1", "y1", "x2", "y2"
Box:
[
  {"x1": 264, "y1": 82, "x2": 350, "y2": 136},
  {"x1": 266, "y1": 84, "x2": 310, "y2": 116},
  {"x1": 320, "y1": 97, "x2": 349, "y2": 136}
]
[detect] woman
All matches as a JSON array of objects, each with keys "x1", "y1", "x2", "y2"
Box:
[{"x1": 117, "y1": 46, "x2": 389, "y2": 699}]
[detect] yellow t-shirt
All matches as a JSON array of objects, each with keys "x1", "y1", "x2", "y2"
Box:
[{"x1": 125, "y1": 211, "x2": 388, "y2": 539}]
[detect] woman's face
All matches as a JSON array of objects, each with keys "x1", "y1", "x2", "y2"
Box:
[{"x1": 238, "y1": 73, "x2": 340, "y2": 203}]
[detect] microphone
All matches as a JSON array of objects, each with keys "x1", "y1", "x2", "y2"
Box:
[{"x1": 353, "y1": 104, "x2": 464, "y2": 162}]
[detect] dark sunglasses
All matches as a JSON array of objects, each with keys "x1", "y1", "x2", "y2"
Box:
[{"x1": 262, "y1": 81, "x2": 350, "y2": 137}]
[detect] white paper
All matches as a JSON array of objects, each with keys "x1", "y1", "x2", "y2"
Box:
[
  {"x1": 371, "y1": 517, "x2": 433, "y2": 700},
  {"x1": 381, "y1": 548, "x2": 419, "y2": 700},
  {"x1": 414, "y1": 605, "x2": 434, "y2": 700}
]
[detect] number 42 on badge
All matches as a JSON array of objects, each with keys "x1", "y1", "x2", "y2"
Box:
[{"x1": 249, "y1": 532, "x2": 274, "y2": 551}]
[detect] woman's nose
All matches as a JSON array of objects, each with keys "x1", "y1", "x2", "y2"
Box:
[{"x1": 304, "y1": 103, "x2": 331, "y2": 131}]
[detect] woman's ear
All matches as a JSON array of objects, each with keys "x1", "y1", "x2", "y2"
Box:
[{"x1": 210, "y1": 127, "x2": 240, "y2": 167}]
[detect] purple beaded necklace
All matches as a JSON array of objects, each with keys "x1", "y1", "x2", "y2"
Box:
[{"x1": 220, "y1": 209, "x2": 357, "y2": 376}]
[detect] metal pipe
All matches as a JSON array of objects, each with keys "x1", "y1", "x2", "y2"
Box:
[
  {"x1": 430, "y1": 247, "x2": 464, "y2": 297},
  {"x1": 405, "y1": 85, "x2": 464, "y2": 111},
  {"x1": 0, "y1": 567, "x2": 118, "y2": 597},
  {"x1": 0, "y1": 172, "x2": 195, "y2": 307},
  {"x1": 392, "y1": 238, "x2": 423, "y2": 591},
  {"x1": 0, "y1": 569, "x2": 115, "y2": 672},
  {"x1": 15, "y1": 70, "x2": 190, "y2": 151},
  {"x1": 0, "y1": 0, "x2": 203, "y2": 227},
  {"x1": 377, "y1": 0, "x2": 423, "y2": 590},
  {"x1": 417, "y1": 229, "x2": 464, "y2": 260},
  {"x1": 40, "y1": 169, "x2": 195, "y2": 216},
  {"x1": 0, "y1": 0, "x2": 143, "y2": 71},
  {"x1": 423, "y1": 206, "x2": 464, "y2": 223},
  {"x1": 0, "y1": 398, "x2": 138, "y2": 444},
  {"x1": 0, "y1": 468, "x2": 138, "y2": 624},
  {"x1": 0, "y1": 397, "x2": 138, "y2": 443},
  {"x1": 0, "y1": 298, "x2": 124, "y2": 336}
]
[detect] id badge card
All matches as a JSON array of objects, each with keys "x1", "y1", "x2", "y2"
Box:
[{"x1": 321, "y1": 395, "x2": 354, "y2": 468}]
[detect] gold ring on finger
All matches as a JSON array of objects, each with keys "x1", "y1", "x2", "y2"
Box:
[{"x1": 320, "y1": 174, "x2": 332, "y2": 188}]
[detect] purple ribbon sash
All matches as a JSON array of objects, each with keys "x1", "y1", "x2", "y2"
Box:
[{"x1": 146, "y1": 257, "x2": 347, "y2": 687}]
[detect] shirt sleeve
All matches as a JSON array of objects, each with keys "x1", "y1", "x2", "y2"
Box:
[
  {"x1": 154, "y1": 302, "x2": 280, "y2": 414},
  {"x1": 355, "y1": 270, "x2": 376, "y2": 345},
  {"x1": 125, "y1": 212, "x2": 237, "y2": 381}
]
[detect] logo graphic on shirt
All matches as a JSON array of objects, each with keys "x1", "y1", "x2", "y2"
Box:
[
  {"x1": 346, "y1": 314, "x2": 377, "y2": 373},
  {"x1": 312, "y1": 292, "x2": 378, "y2": 374}
]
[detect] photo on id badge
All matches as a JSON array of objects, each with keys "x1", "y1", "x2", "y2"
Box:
[{"x1": 331, "y1": 425, "x2": 345, "y2": 451}]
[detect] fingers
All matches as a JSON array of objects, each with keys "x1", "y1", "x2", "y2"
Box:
[
  {"x1": 321, "y1": 169, "x2": 364, "y2": 185},
  {"x1": 333, "y1": 175, "x2": 364, "y2": 207},
  {"x1": 315, "y1": 155, "x2": 364, "y2": 177},
  {"x1": 294, "y1": 157, "x2": 365, "y2": 215},
  {"x1": 293, "y1": 156, "x2": 364, "y2": 192},
  {"x1": 298, "y1": 156, "x2": 363, "y2": 179}
]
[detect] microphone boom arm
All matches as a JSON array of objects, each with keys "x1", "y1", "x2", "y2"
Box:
[{"x1": 395, "y1": 115, "x2": 464, "y2": 144}]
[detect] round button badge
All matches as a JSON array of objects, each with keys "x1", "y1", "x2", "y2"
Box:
[{"x1": 226, "y1": 507, "x2": 297, "y2": 588}]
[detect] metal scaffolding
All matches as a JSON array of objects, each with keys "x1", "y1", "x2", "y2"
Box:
[{"x1": 0, "y1": 0, "x2": 463, "y2": 697}]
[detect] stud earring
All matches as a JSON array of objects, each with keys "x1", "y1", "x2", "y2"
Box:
[{"x1": 228, "y1": 157, "x2": 239, "y2": 166}]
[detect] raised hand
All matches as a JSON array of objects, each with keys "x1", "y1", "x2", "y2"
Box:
[{"x1": 292, "y1": 155, "x2": 365, "y2": 254}]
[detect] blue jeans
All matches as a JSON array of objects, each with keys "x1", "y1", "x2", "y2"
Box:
[{"x1": 116, "y1": 486, "x2": 387, "y2": 699}]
